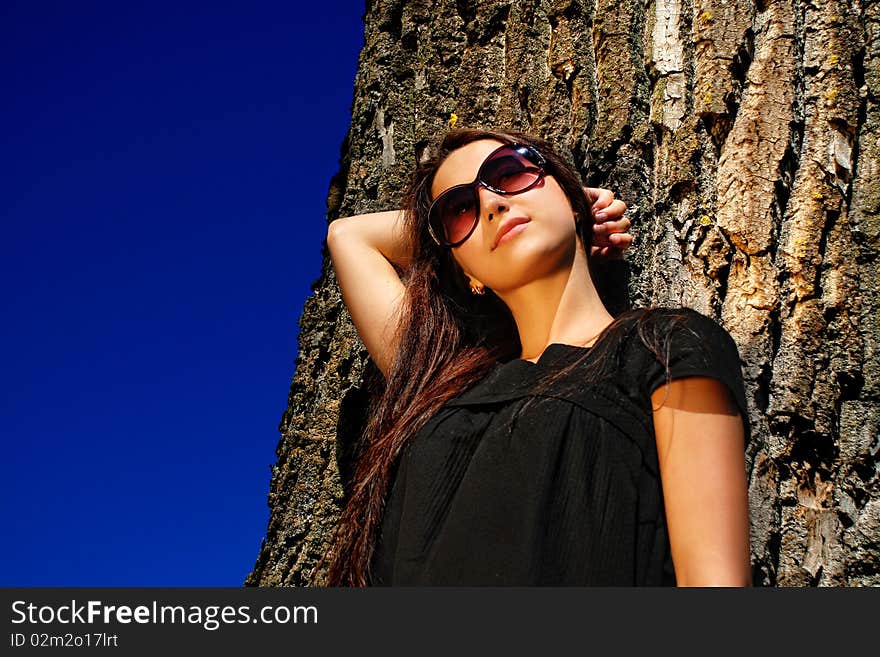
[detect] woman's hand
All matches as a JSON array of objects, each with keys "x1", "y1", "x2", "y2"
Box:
[{"x1": 585, "y1": 187, "x2": 632, "y2": 260}]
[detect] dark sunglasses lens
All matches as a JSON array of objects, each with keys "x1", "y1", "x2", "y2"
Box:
[
  {"x1": 481, "y1": 146, "x2": 543, "y2": 192},
  {"x1": 434, "y1": 186, "x2": 478, "y2": 245}
]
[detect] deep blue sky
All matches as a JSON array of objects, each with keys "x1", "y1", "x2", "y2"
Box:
[{"x1": 1, "y1": 1, "x2": 365, "y2": 585}]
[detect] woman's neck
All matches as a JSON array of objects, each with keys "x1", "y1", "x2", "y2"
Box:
[{"x1": 496, "y1": 243, "x2": 614, "y2": 363}]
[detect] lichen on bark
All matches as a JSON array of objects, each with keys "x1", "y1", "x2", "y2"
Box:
[{"x1": 247, "y1": 0, "x2": 880, "y2": 587}]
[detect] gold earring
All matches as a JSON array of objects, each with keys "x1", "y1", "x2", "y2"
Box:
[{"x1": 469, "y1": 281, "x2": 485, "y2": 295}]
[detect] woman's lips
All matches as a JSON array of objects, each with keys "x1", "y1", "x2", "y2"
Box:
[{"x1": 493, "y1": 218, "x2": 530, "y2": 249}]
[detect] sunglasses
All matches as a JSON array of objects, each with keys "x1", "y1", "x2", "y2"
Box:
[{"x1": 427, "y1": 143, "x2": 547, "y2": 248}]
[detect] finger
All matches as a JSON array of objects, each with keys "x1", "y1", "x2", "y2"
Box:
[
  {"x1": 609, "y1": 233, "x2": 634, "y2": 249},
  {"x1": 584, "y1": 186, "x2": 599, "y2": 203},
  {"x1": 600, "y1": 216, "x2": 631, "y2": 234},
  {"x1": 593, "y1": 201, "x2": 625, "y2": 223},
  {"x1": 587, "y1": 187, "x2": 615, "y2": 213},
  {"x1": 602, "y1": 199, "x2": 628, "y2": 221},
  {"x1": 595, "y1": 199, "x2": 628, "y2": 222}
]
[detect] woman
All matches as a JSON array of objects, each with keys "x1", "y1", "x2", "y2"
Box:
[{"x1": 321, "y1": 128, "x2": 751, "y2": 587}]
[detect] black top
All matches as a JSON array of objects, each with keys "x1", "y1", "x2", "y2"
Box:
[{"x1": 369, "y1": 308, "x2": 750, "y2": 586}]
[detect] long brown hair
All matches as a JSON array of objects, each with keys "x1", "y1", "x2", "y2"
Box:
[{"x1": 317, "y1": 128, "x2": 681, "y2": 586}]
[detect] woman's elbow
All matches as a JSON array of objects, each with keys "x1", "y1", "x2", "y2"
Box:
[{"x1": 326, "y1": 216, "x2": 350, "y2": 249}]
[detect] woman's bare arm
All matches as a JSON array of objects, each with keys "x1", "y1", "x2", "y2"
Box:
[
  {"x1": 327, "y1": 191, "x2": 630, "y2": 380},
  {"x1": 651, "y1": 377, "x2": 752, "y2": 586},
  {"x1": 326, "y1": 210, "x2": 411, "y2": 379}
]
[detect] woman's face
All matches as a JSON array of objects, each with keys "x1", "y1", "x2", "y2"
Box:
[{"x1": 430, "y1": 139, "x2": 581, "y2": 294}]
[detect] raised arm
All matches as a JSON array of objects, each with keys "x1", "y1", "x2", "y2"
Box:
[
  {"x1": 326, "y1": 210, "x2": 412, "y2": 379},
  {"x1": 327, "y1": 191, "x2": 630, "y2": 380}
]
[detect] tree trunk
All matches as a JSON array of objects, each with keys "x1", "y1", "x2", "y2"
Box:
[{"x1": 246, "y1": 0, "x2": 879, "y2": 587}]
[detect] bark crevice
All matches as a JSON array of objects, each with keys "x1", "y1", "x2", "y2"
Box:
[{"x1": 247, "y1": 0, "x2": 880, "y2": 587}]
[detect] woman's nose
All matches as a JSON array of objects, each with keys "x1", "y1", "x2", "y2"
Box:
[{"x1": 479, "y1": 188, "x2": 508, "y2": 221}]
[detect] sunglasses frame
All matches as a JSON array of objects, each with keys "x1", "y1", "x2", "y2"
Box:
[{"x1": 427, "y1": 143, "x2": 547, "y2": 248}]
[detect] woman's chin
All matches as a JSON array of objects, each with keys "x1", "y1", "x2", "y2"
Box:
[{"x1": 485, "y1": 249, "x2": 574, "y2": 292}]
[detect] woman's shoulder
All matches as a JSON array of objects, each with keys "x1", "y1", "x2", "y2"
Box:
[
  {"x1": 614, "y1": 305, "x2": 730, "y2": 336},
  {"x1": 592, "y1": 306, "x2": 744, "y2": 394},
  {"x1": 606, "y1": 306, "x2": 739, "y2": 362},
  {"x1": 603, "y1": 306, "x2": 750, "y2": 436}
]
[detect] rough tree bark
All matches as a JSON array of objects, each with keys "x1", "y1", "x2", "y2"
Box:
[{"x1": 246, "y1": 0, "x2": 879, "y2": 587}]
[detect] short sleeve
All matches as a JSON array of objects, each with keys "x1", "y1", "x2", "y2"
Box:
[{"x1": 640, "y1": 308, "x2": 751, "y2": 445}]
